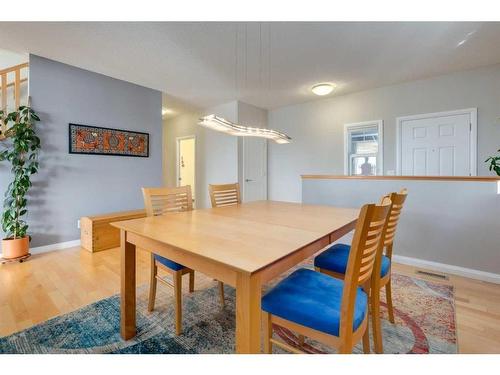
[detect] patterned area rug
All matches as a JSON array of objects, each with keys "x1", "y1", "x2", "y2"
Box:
[{"x1": 0, "y1": 266, "x2": 457, "y2": 354}]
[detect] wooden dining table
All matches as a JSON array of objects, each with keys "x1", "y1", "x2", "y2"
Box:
[{"x1": 111, "y1": 200, "x2": 358, "y2": 353}]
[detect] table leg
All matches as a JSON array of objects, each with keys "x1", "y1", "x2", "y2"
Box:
[
  {"x1": 120, "y1": 230, "x2": 136, "y2": 340},
  {"x1": 235, "y1": 272, "x2": 262, "y2": 353}
]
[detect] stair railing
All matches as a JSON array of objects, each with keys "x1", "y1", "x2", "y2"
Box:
[{"x1": 0, "y1": 62, "x2": 29, "y2": 140}]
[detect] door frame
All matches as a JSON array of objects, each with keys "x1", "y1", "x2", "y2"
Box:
[
  {"x1": 175, "y1": 135, "x2": 196, "y2": 191},
  {"x1": 396, "y1": 108, "x2": 477, "y2": 176}
]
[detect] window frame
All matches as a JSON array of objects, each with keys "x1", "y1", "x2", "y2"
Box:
[{"x1": 343, "y1": 120, "x2": 384, "y2": 176}]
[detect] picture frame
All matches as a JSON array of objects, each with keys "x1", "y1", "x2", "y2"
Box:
[{"x1": 68, "y1": 123, "x2": 149, "y2": 157}]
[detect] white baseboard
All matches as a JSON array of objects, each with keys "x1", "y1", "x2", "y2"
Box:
[
  {"x1": 393, "y1": 254, "x2": 500, "y2": 285},
  {"x1": 29, "y1": 239, "x2": 81, "y2": 255}
]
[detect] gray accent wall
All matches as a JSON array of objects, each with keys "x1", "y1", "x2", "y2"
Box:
[
  {"x1": 303, "y1": 178, "x2": 500, "y2": 275},
  {"x1": 269, "y1": 63, "x2": 500, "y2": 202},
  {"x1": 0, "y1": 55, "x2": 162, "y2": 247}
]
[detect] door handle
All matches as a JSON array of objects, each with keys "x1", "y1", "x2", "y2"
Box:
[{"x1": 245, "y1": 179, "x2": 254, "y2": 182}]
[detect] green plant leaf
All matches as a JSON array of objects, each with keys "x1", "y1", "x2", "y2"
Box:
[{"x1": 1, "y1": 106, "x2": 41, "y2": 238}]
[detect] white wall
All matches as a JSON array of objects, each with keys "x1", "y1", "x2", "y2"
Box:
[
  {"x1": 163, "y1": 101, "x2": 239, "y2": 208},
  {"x1": 268, "y1": 63, "x2": 500, "y2": 202},
  {"x1": 302, "y1": 177, "x2": 500, "y2": 280},
  {"x1": 163, "y1": 101, "x2": 267, "y2": 208},
  {"x1": 198, "y1": 101, "x2": 239, "y2": 208}
]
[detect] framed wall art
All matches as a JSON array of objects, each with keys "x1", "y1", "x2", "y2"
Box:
[{"x1": 68, "y1": 123, "x2": 149, "y2": 157}]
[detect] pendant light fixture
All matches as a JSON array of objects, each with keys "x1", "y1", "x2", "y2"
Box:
[
  {"x1": 198, "y1": 114, "x2": 291, "y2": 144},
  {"x1": 198, "y1": 23, "x2": 291, "y2": 144}
]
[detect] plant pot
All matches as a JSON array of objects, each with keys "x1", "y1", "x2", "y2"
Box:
[{"x1": 1, "y1": 236, "x2": 29, "y2": 259}]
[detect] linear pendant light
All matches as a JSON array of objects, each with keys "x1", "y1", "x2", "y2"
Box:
[
  {"x1": 198, "y1": 114, "x2": 291, "y2": 144},
  {"x1": 197, "y1": 24, "x2": 291, "y2": 144}
]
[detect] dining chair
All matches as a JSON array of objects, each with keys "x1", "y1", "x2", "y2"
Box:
[
  {"x1": 314, "y1": 188, "x2": 408, "y2": 353},
  {"x1": 142, "y1": 185, "x2": 195, "y2": 336},
  {"x1": 208, "y1": 182, "x2": 241, "y2": 207},
  {"x1": 208, "y1": 182, "x2": 242, "y2": 306},
  {"x1": 261, "y1": 198, "x2": 392, "y2": 354}
]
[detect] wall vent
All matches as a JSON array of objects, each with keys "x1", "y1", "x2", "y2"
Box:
[{"x1": 416, "y1": 270, "x2": 449, "y2": 280}]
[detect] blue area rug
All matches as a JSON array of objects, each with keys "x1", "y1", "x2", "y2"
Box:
[{"x1": 0, "y1": 269, "x2": 457, "y2": 354}]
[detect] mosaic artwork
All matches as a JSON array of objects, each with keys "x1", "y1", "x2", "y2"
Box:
[{"x1": 69, "y1": 123, "x2": 149, "y2": 157}]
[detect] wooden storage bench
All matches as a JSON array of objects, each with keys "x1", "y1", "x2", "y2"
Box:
[{"x1": 80, "y1": 209, "x2": 146, "y2": 252}]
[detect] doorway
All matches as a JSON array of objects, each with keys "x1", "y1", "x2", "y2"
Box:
[{"x1": 176, "y1": 136, "x2": 196, "y2": 202}]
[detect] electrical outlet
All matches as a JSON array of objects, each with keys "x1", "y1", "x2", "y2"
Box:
[{"x1": 77, "y1": 220, "x2": 80, "y2": 229}]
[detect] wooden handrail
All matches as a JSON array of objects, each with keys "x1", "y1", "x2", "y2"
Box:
[
  {"x1": 301, "y1": 174, "x2": 500, "y2": 182},
  {"x1": 0, "y1": 62, "x2": 29, "y2": 76}
]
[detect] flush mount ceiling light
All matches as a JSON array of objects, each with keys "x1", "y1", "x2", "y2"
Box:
[
  {"x1": 311, "y1": 83, "x2": 334, "y2": 96},
  {"x1": 198, "y1": 114, "x2": 291, "y2": 144}
]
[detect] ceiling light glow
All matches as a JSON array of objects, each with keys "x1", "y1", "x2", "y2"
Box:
[
  {"x1": 311, "y1": 83, "x2": 334, "y2": 96},
  {"x1": 162, "y1": 108, "x2": 174, "y2": 116}
]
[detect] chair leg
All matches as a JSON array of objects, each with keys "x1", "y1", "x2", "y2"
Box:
[
  {"x1": 338, "y1": 342, "x2": 353, "y2": 354},
  {"x1": 371, "y1": 287, "x2": 383, "y2": 354},
  {"x1": 385, "y1": 279, "x2": 395, "y2": 324},
  {"x1": 173, "y1": 270, "x2": 183, "y2": 335},
  {"x1": 218, "y1": 281, "x2": 225, "y2": 307},
  {"x1": 362, "y1": 319, "x2": 370, "y2": 354},
  {"x1": 189, "y1": 270, "x2": 195, "y2": 293},
  {"x1": 148, "y1": 256, "x2": 157, "y2": 312},
  {"x1": 263, "y1": 312, "x2": 273, "y2": 353}
]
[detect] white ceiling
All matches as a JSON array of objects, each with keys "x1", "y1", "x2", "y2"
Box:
[
  {"x1": 1, "y1": 22, "x2": 500, "y2": 115},
  {"x1": 0, "y1": 48, "x2": 28, "y2": 70}
]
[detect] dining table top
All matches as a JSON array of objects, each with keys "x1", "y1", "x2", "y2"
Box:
[{"x1": 111, "y1": 200, "x2": 359, "y2": 274}]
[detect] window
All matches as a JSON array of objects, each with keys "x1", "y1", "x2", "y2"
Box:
[{"x1": 344, "y1": 121, "x2": 383, "y2": 176}]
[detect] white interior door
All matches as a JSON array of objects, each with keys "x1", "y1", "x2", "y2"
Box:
[
  {"x1": 242, "y1": 137, "x2": 267, "y2": 202},
  {"x1": 177, "y1": 136, "x2": 196, "y2": 199},
  {"x1": 399, "y1": 110, "x2": 476, "y2": 176}
]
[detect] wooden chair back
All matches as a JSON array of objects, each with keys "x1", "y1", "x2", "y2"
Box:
[
  {"x1": 339, "y1": 197, "x2": 392, "y2": 341},
  {"x1": 381, "y1": 189, "x2": 408, "y2": 257},
  {"x1": 142, "y1": 186, "x2": 193, "y2": 217},
  {"x1": 208, "y1": 183, "x2": 241, "y2": 208}
]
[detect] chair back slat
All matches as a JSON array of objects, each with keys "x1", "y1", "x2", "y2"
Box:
[
  {"x1": 209, "y1": 183, "x2": 241, "y2": 208},
  {"x1": 339, "y1": 197, "x2": 392, "y2": 342},
  {"x1": 142, "y1": 186, "x2": 193, "y2": 217},
  {"x1": 356, "y1": 201, "x2": 391, "y2": 285},
  {"x1": 382, "y1": 188, "x2": 408, "y2": 257}
]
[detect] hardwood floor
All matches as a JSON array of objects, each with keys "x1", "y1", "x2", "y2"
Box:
[{"x1": 1, "y1": 246, "x2": 499, "y2": 353}]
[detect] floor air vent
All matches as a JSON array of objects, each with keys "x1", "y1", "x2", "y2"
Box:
[{"x1": 415, "y1": 270, "x2": 449, "y2": 280}]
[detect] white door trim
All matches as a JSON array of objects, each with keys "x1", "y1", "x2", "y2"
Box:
[
  {"x1": 175, "y1": 135, "x2": 196, "y2": 188},
  {"x1": 396, "y1": 108, "x2": 477, "y2": 176},
  {"x1": 343, "y1": 120, "x2": 384, "y2": 175}
]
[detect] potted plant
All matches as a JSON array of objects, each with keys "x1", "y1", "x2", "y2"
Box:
[
  {"x1": 0, "y1": 106, "x2": 41, "y2": 260},
  {"x1": 485, "y1": 149, "x2": 500, "y2": 176}
]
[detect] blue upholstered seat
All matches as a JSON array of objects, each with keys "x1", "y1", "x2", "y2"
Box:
[
  {"x1": 261, "y1": 268, "x2": 368, "y2": 336},
  {"x1": 154, "y1": 254, "x2": 186, "y2": 271},
  {"x1": 314, "y1": 243, "x2": 391, "y2": 278}
]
